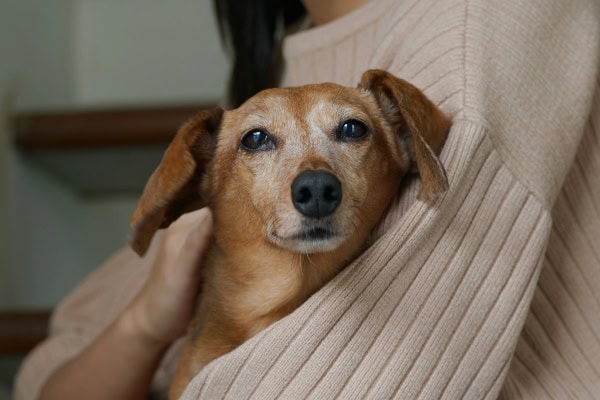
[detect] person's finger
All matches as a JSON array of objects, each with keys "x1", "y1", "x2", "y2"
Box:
[
  {"x1": 161, "y1": 209, "x2": 212, "y2": 292},
  {"x1": 159, "y1": 208, "x2": 212, "y2": 264},
  {"x1": 177, "y1": 209, "x2": 213, "y2": 277},
  {"x1": 171, "y1": 208, "x2": 212, "y2": 232}
]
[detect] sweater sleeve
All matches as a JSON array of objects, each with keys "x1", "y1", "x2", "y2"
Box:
[
  {"x1": 499, "y1": 82, "x2": 600, "y2": 399},
  {"x1": 379, "y1": 2, "x2": 600, "y2": 398}
]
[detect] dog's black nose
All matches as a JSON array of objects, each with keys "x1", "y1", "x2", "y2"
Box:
[{"x1": 291, "y1": 171, "x2": 342, "y2": 218}]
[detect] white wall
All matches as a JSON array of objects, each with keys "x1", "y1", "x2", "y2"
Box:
[
  {"x1": 74, "y1": 0, "x2": 228, "y2": 105},
  {"x1": 1, "y1": 0, "x2": 75, "y2": 309},
  {"x1": 0, "y1": 0, "x2": 229, "y2": 309}
]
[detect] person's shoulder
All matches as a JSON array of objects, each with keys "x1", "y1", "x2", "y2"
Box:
[{"x1": 381, "y1": 0, "x2": 600, "y2": 205}]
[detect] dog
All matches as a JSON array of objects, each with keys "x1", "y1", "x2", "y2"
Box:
[{"x1": 130, "y1": 69, "x2": 451, "y2": 399}]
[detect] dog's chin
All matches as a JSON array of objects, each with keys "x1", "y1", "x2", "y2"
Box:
[{"x1": 268, "y1": 227, "x2": 345, "y2": 254}]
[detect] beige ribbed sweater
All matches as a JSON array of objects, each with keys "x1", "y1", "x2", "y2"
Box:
[{"x1": 16, "y1": 0, "x2": 600, "y2": 398}]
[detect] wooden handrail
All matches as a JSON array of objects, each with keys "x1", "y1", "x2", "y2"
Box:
[
  {"x1": 13, "y1": 104, "x2": 215, "y2": 150},
  {"x1": 0, "y1": 310, "x2": 51, "y2": 354}
]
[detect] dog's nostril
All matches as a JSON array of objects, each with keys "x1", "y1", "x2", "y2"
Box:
[
  {"x1": 295, "y1": 187, "x2": 312, "y2": 204},
  {"x1": 323, "y1": 185, "x2": 339, "y2": 202},
  {"x1": 291, "y1": 171, "x2": 342, "y2": 219}
]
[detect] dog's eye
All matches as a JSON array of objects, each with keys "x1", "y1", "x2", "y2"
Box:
[
  {"x1": 240, "y1": 129, "x2": 276, "y2": 152},
  {"x1": 337, "y1": 119, "x2": 369, "y2": 142}
]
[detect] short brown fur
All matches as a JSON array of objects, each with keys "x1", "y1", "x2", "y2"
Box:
[{"x1": 130, "y1": 70, "x2": 451, "y2": 399}]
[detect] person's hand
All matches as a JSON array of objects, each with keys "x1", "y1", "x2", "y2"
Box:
[{"x1": 123, "y1": 208, "x2": 213, "y2": 346}]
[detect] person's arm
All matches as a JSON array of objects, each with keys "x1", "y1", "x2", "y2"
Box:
[
  {"x1": 38, "y1": 313, "x2": 167, "y2": 400},
  {"x1": 39, "y1": 208, "x2": 213, "y2": 400}
]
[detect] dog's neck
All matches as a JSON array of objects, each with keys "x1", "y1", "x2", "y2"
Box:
[
  {"x1": 198, "y1": 219, "x2": 362, "y2": 340},
  {"x1": 213, "y1": 226, "x2": 355, "y2": 299}
]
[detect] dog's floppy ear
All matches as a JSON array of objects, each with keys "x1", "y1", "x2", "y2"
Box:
[
  {"x1": 130, "y1": 107, "x2": 223, "y2": 256},
  {"x1": 360, "y1": 69, "x2": 451, "y2": 201}
]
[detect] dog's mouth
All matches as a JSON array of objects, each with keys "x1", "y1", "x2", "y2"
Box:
[
  {"x1": 268, "y1": 221, "x2": 343, "y2": 253},
  {"x1": 293, "y1": 227, "x2": 335, "y2": 241},
  {"x1": 274, "y1": 225, "x2": 338, "y2": 243}
]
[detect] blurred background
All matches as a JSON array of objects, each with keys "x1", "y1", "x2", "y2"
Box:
[{"x1": 0, "y1": 0, "x2": 229, "y2": 396}]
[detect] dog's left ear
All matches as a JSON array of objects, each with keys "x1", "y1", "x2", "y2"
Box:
[
  {"x1": 360, "y1": 69, "x2": 451, "y2": 201},
  {"x1": 130, "y1": 107, "x2": 223, "y2": 256}
]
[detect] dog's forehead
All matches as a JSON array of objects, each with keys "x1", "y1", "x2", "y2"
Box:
[
  {"x1": 223, "y1": 83, "x2": 374, "y2": 132},
  {"x1": 249, "y1": 83, "x2": 362, "y2": 109}
]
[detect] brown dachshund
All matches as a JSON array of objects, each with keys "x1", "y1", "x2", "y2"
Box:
[{"x1": 130, "y1": 69, "x2": 451, "y2": 399}]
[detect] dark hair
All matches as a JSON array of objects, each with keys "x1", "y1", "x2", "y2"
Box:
[{"x1": 213, "y1": 0, "x2": 306, "y2": 107}]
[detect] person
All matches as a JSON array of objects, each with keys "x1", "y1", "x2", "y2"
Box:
[{"x1": 17, "y1": 0, "x2": 600, "y2": 399}]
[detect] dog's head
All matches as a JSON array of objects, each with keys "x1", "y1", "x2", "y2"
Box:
[{"x1": 130, "y1": 69, "x2": 451, "y2": 256}]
